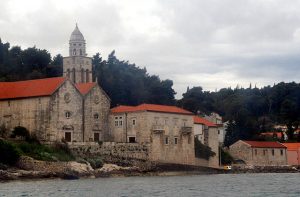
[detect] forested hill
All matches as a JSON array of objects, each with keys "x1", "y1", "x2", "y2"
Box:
[
  {"x1": 178, "y1": 84, "x2": 300, "y2": 145},
  {"x1": 1, "y1": 39, "x2": 300, "y2": 145},
  {"x1": 0, "y1": 39, "x2": 176, "y2": 106}
]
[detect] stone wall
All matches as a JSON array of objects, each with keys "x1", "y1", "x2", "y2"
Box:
[
  {"x1": 110, "y1": 111, "x2": 195, "y2": 165},
  {"x1": 69, "y1": 142, "x2": 150, "y2": 161},
  {"x1": 83, "y1": 86, "x2": 110, "y2": 142},
  {"x1": 0, "y1": 96, "x2": 51, "y2": 140}
]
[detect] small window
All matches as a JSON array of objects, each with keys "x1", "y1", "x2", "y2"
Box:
[
  {"x1": 128, "y1": 137, "x2": 136, "y2": 143},
  {"x1": 65, "y1": 111, "x2": 71, "y2": 118},
  {"x1": 119, "y1": 116, "x2": 123, "y2": 126},
  {"x1": 174, "y1": 137, "x2": 178, "y2": 144},
  {"x1": 165, "y1": 136, "x2": 169, "y2": 145},
  {"x1": 272, "y1": 149, "x2": 275, "y2": 156},
  {"x1": 255, "y1": 149, "x2": 257, "y2": 155},
  {"x1": 280, "y1": 149, "x2": 283, "y2": 156},
  {"x1": 8, "y1": 101, "x2": 10, "y2": 107},
  {"x1": 182, "y1": 120, "x2": 187, "y2": 127},
  {"x1": 218, "y1": 130, "x2": 220, "y2": 135},
  {"x1": 132, "y1": 119, "x2": 136, "y2": 126},
  {"x1": 115, "y1": 121, "x2": 119, "y2": 127},
  {"x1": 263, "y1": 150, "x2": 267, "y2": 155},
  {"x1": 94, "y1": 113, "x2": 99, "y2": 120}
]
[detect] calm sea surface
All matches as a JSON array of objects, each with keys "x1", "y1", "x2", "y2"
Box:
[{"x1": 1, "y1": 173, "x2": 300, "y2": 197}]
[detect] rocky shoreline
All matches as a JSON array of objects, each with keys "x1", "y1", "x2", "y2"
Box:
[{"x1": 1, "y1": 156, "x2": 300, "y2": 182}]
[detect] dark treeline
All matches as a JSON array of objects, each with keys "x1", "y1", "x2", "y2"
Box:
[
  {"x1": 0, "y1": 39, "x2": 63, "y2": 81},
  {"x1": 178, "y1": 84, "x2": 300, "y2": 145},
  {"x1": 1, "y1": 39, "x2": 299, "y2": 145}
]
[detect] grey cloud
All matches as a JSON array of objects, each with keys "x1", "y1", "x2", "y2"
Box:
[{"x1": 1, "y1": 0, "x2": 300, "y2": 98}]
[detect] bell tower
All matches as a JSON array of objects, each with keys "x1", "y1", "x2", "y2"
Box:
[{"x1": 63, "y1": 24, "x2": 93, "y2": 83}]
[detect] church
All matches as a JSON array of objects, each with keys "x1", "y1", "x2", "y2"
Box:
[{"x1": 0, "y1": 25, "x2": 110, "y2": 143}]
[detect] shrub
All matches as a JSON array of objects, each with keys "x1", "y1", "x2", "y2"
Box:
[
  {"x1": 0, "y1": 139, "x2": 21, "y2": 165},
  {"x1": 194, "y1": 137, "x2": 216, "y2": 160},
  {"x1": 221, "y1": 149, "x2": 234, "y2": 165},
  {"x1": 86, "y1": 157, "x2": 103, "y2": 169}
]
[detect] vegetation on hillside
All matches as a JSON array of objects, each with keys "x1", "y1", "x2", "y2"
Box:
[{"x1": 179, "y1": 84, "x2": 300, "y2": 145}]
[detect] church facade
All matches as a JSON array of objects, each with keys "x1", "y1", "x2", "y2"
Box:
[{"x1": 0, "y1": 25, "x2": 110, "y2": 143}]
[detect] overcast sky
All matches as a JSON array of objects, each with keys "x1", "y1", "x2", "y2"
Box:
[{"x1": 1, "y1": 0, "x2": 300, "y2": 98}]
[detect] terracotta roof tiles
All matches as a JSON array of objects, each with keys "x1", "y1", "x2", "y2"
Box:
[
  {"x1": 0, "y1": 77, "x2": 66, "y2": 100},
  {"x1": 193, "y1": 116, "x2": 217, "y2": 127},
  {"x1": 242, "y1": 140, "x2": 286, "y2": 148},
  {"x1": 75, "y1": 82, "x2": 96, "y2": 95},
  {"x1": 111, "y1": 104, "x2": 193, "y2": 115}
]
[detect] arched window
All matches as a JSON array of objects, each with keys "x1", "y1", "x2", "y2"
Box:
[
  {"x1": 65, "y1": 111, "x2": 71, "y2": 118},
  {"x1": 86, "y1": 69, "x2": 90, "y2": 82},
  {"x1": 94, "y1": 113, "x2": 99, "y2": 120},
  {"x1": 72, "y1": 68, "x2": 76, "y2": 82},
  {"x1": 73, "y1": 49, "x2": 76, "y2": 56},
  {"x1": 67, "y1": 69, "x2": 70, "y2": 78},
  {"x1": 81, "y1": 69, "x2": 85, "y2": 83}
]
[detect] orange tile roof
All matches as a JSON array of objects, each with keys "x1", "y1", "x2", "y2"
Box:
[
  {"x1": 282, "y1": 143, "x2": 300, "y2": 151},
  {"x1": 193, "y1": 116, "x2": 217, "y2": 127},
  {"x1": 111, "y1": 104, "x2": 193, "y2": 115},
  {"x1": 242, "y1": 140, "x2": 286, "y2": 148},
  {"x1": 75, "y1": 82, "x2": 96, "y2": 95},
  {"x1": 0, "y1": 77, "x2": 66, "y2": 100}
]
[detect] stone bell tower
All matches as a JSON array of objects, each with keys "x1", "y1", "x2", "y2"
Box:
[{"x1": 63, "y1": 24, "x2": 93, "y2": 83}]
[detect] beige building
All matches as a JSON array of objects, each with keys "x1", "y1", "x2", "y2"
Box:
[
  {"x1": 0, "y1": 25, "x2": 110, "y2": 143},
  {"x1": 110, "y1": 104, "x2": 195, "y2": 165},
  {"x1": 194, "y1": 116, "x2": 219, "y2": 167},
  {"x1": 229, "y1": 140, "x2": 287, "y2": 166}
]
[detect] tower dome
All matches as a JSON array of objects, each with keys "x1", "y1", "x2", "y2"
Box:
[
  {"x1": 69, "y1": 24, "x2": 86, "y2": 57},
  {"x1": 70, "y1": 24, "x2": 85, "y2": 41}
]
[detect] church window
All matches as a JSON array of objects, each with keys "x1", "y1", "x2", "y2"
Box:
[
  {"x1": 165, "y1": 136, "x2": 169, "y2": 145},
  {"x1": 132, "y1": 119, "x2": 136, "y2": 126},
  {"x1": 65, "y1": 111, "x2": 71, "y2": 119},
  {"x1": 174, "y1": 137, "x2": 178, "y2": 144},
  {"x1": 81, "y1": 69, "x2": 84, "y2": 83},
  {"x1": 86, "y1": 69, "x2": 90, "y2": 82},
  {"x1": 94, "y1": 113, "x2": 99, "y2": 120}
]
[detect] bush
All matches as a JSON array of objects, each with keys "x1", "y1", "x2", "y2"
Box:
[
  {"x1": 221, "y1": 149, "x2": 234, "y2": 165},
  {"x1": 0, "y1": 139, "x2": 21, "y2": 165},
  {"x1": 194, "y1": 137, "x2": 216, "y2": 160},
  {"x1": 86, "y1": 157, "x2": 103, "y2": 169},
  {"x1": 17, "y1": 142, "x2": 74, "y2": 162}
]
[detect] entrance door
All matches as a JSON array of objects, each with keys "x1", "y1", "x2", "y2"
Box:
[
  {"x1": 65, "y1": 132, "x2": 71, "y2": 142},
  {"x1": 94, "y1": 132, "x2": 100, "y2": 142}
]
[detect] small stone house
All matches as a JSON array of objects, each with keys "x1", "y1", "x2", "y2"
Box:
[
  {"x1": 282, "y1": 143, "x2": 300, "y2": 166},
  {"x1": 193, "y1": 116, "x2": 219, "y2": 167},
  {"x1": 229, "y1": 140, "x2": 287, "y2": 166},
  {"x1": 109, "y1": 104, "x2": 195, "y2": 165}
]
